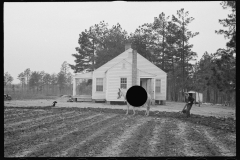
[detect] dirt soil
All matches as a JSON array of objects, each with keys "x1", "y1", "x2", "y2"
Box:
[
  {"x1": 4, "y1": 97, "x2": 235, "y2": 119},
  {"x1": 4, "y1": 103, "x2": 236, "y2": 157}
]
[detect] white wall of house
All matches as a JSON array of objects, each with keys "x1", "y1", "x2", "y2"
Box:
[
  {"x1": 154, "y1": 75, "x2": 167, "y2": 100},
  {"x1": 75, "y1": 48, "x2": 167, "y2": 101},
  {"x1": 93, "y1": 49, "x2": 131, "y2": 73},
  {"x1": 106, "y1": 60, "x2": 133, "y2": 101},
  {"x1": 91, "y1": 49, "x2": 131, "y2": 100},
  {"x1": 126, "y1": 53, "x2": 167, "y2": 101}
]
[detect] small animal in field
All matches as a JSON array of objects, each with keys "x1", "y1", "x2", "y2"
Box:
[
  {"x1": 52, "y1": 101, "x2": 57, "y2": 107},
  {"x1": 117, "y1": 88, "x2": 152, "y2": 116}
]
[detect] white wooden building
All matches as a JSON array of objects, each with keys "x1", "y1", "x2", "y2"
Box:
[{"x1": 72, "y1": 44, "x2": 167, "y2": 105}]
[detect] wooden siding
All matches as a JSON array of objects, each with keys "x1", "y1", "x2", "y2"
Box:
[
  {"x1": 93, "y1": 49, "x2": 131, "y2": 74},
  {"x1": 91, "y1": 48, "x2": 167, "y2": 101},
  {"x1": 106, "y1": 61, "x2": 132, "y2": 101},
  {"x1": 125, "y1": 55, "x2": 167, "y2": 100},
  {"x1": 136, "y1": 54, "x2": 167, "y2": 100},
  {"x1": 155, "y1": 76, "x2": 166, "y2": 100}
]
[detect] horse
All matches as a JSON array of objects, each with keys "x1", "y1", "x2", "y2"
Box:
[{"x1": 117, "y1": 88, "x2": 152, "y2": 116}]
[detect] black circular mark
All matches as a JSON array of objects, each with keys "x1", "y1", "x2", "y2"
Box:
[{"x1": 126, "y1": 85, "x2": 147, "y2": 107}]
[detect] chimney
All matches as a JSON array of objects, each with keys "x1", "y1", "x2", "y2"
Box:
[
  {"x1": 131, "y1": 44, "x2": 137, "y2": 86},
  {"x1": 125, "y1": 43, "x2": 131, "y2": 51}
]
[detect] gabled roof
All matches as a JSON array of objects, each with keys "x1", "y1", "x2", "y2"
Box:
[
  {"x1": 82, "y1": 47, "x2": 166, "y2": 75},
  {"x1": 104, "y1": 59, "x2": 130, "y2": 73},
  {"x1": 93, "y1": 48, "x2": 131, "y2": 73},
  {"x1": 139, "y1": 69, "x2": 157, "y2": 77}
]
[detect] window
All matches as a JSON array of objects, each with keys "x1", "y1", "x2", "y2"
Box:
[
  {"x1": 120, "y1": 78, "x2": 127, "y2": 89},
  {"x1": 156, "y1": 79, "x2": 161, "y2": 93},
  {"x1": 96, "y1": 78, "x2": 103, "y2": 91}
]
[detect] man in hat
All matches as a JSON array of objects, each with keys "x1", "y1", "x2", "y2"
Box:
[
  {"x1": 182, "y1": 93, "x2": 195, "y2": 117},
  {"x1": 181, "y1": 93, "x2": 189, "y2": 112}
]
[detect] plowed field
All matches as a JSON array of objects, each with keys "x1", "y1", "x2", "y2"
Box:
[{"x1": 4, "y1": 107, "x2": 236, "y2": 157}]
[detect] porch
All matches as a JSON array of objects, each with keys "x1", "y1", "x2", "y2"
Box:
[
  {"x1": 73, "y1": 72, "x2": 93, "y2": 102},
  {"x1": 72, "y1": 95, "x2": 92, "y2": 102}
]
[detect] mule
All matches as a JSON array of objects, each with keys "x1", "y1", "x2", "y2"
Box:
[{"x1": 117, "y1": 88, "x2": 152, "y2": 116}]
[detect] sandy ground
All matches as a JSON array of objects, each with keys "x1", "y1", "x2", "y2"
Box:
[{"x1": 4, "y1": 97, "x2": 235, "y2": 119}]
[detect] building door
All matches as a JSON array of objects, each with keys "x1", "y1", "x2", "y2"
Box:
[
  {"x1": 151, "y1": 78, "x2": 154, "y2": 99},
  {"x1": 140, "y1": 78, "x2": 147, "y2": 92},
  {"x1": 146, "y1": 79, "x2": 151, "y2": 94}
]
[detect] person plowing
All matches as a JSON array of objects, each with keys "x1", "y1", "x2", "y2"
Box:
[{"x1": 181, "y1": 93, "x2": 195, "y2": 118}]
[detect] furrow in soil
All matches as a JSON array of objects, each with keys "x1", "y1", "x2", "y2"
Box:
[
  {"x1": 4, "y1": 109, "x2": 55, "y2": 123},
  {"x1": 196, "y1": 126, "x2": 236, "y2": 156},
  {"x1": 174, "y1": 120, "x2": 205, "y2": 156},
  {"x1": 53, "y1": 115, "x2": 130, "y2": 157},
  {"x1": 69, "y1": 116, "x2": 138, "y2": 157},
  {"x1": 4, "y1": 108, "x2": 30, "y2": 115},
  {"x1": 181, "y1": 121, "x2": 226, "y2": 156},
  {"x1": 4, "y1": 110, "x2": 76, "y2": 133},
  {"x1": 4, "y1": 111, "x2": 93, "y2": 145},
  {"x1": 4, "y1": 111, "x2": 31, "y2": 120},
  {"x1": 4, "y1": 109, "x2": 59, "y2": 126},
  {"x1": 4, "y1": 112, "x2": 104, "y2": 157},
  {"x1": 97, "y1": 116, "x2": 152, "y2": 157},
  {"x1": 9, "y1": 113, "x2": 119, "y2": 157},
  {"x1": 147, "y1": 118, "x2": 166, "y2": 156}
]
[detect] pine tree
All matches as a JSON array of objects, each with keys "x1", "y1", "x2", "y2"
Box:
[
  {"x1": 172, "y1": 8, "x2": 199, "y2": 97},
  {"x1": 95, "y1": 23, "x2": 127, "y2": 69},
  {"x1": 4, "y1": 72, "x2": 13, "y2": 86},
  {"x1": 152, "y1": 12, "x2": 170, "y2": 71},
  {"x1": 70, "y1": 21, "x2": 127, "y2": 73},
  {"x1": 69, "y1": 31, "x2": 95, "y2": 73}
]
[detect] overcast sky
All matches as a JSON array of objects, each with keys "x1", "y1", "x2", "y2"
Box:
[{"x1": 4, "y1": 1, "x2": 231, "y2": 84}]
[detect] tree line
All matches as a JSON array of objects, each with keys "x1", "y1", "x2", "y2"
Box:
[
  {"x1": 69, "y1": 8, "x2": 200, "y2": 101},
  {"x1": 4, "y1": 61, "x2": 73, "y2": 96},
  {"x1": 69, "y1": 2, "x2": 235, "y2": 105},
  {"x1": 4, "y1": 2, "x2": 235, "y2": 105},
  {"x1": 192, "y1": 1, "x2": 235, "y2": 105}
]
